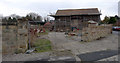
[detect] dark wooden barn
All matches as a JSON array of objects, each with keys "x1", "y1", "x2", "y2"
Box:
[{"x1": 50, "y1": 8, "x2": 101, "y2": 31}]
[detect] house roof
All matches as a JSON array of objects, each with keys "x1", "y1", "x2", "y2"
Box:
[{"x1": 51, "y1": 8, "x2": 101, "y2": 17}]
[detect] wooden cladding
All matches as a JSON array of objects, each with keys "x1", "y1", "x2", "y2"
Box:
[{"x1": 54, "y1": 15, "x2": 101, "y2": 31}]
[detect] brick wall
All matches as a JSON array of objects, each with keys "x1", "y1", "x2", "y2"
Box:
[{"x1": 81, "y1": 24, "x2": 112, "y2": 42}]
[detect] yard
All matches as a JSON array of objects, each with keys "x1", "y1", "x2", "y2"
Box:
[
  {"x1": 37, "y1": 32, "x2": 48, "y2": 36},
  {"x1": 2, "y1": 31, "x2": 119, "y2": 61},
  {"x1": 48, "y1": 32, "x2": 118, "y2": 55}
]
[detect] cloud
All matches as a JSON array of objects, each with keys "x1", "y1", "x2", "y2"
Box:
[
  {"x1": 2, "y1": 0, "x2": 119, "y2": 3},
  {"x1": 2, "y1": 0, "x2": 65, "y2": 3},
  {"x1": 0, "y1": 2, "x2": 33, "y2": 16},
  {"x1": 0, "y1": 0, "x2": 119, "y2": 20}
]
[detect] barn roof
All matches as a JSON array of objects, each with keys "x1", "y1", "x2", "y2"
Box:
[{"x1": 51, "y1": 8, "x2": 101, "y2": 17}]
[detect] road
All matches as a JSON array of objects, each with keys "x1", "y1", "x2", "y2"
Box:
[
  {"x1": 112, "y1": 31, "x2": 120, "y2": 35},
  {"x1": 77, "y1": 50, "x2": 118, "y2": 61}
]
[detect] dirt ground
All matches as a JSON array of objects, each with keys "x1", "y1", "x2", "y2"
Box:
[
  {"x1": 48, "y1": 32, "x2": 118, "y2": 55},
  {"x1": 2, "y1": 31, "x2": 119, "y2": 61}
]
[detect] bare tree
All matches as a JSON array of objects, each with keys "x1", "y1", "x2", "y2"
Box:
[
  {"x1": 26, "y1": 12, "x2": 42, "y2": 21},
  {"x1": 10, "y1": 14, "x2": 21, "y2": 19},
  {"x1": 44, "y1": 16, "x2": 50, "y2": 23}
]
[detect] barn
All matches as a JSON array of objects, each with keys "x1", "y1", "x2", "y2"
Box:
[{"x1": 50, "y1": 8, "x2": 101, "y2": 31}]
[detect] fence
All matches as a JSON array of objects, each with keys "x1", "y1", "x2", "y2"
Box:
[{"x1": 81, "y1": 24, "x2": 112, "y2": 42}]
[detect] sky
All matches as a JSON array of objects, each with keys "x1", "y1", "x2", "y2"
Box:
[
  {"x1": 118, "y1": 1, "x2": 120, "y2": 17},
  {"x1": 0, "y1": 0, "x2": 119, "y2": 20}
]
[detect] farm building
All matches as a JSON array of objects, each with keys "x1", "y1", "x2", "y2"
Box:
[{"x1": 50, "y1": 8, "x2": 101, "y2": 31}]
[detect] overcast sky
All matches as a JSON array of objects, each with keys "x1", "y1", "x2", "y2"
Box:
[{"x1": 0, "y1": 0, "x2": 119, "y2": 20}]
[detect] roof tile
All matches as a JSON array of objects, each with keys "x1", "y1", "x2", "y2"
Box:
[{"x1": 55, "y1": 8, "x2": 101, "y2": 16}]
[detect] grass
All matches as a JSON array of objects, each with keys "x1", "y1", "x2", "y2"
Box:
[{"x1": 33, "y1": 39, "x2": 52, "y2": 53}]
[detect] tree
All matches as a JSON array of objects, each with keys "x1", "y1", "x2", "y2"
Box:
[
  {"x1": 44, "y1": 16, "x2": 50, "y2": 23},
  {"x1": 108, "y1": 17, "x2": 117, "y2": 24},
  {"x1": 12, "y1": 18, "x2": 17, "y2": 22},
  {"x1": 28, "y1": 12, "x2": 38, "y2": 17},
  {"x1": 26, "y1": 12, "x2": 42, "y2": 21},
  {"x1": 2, "y1": 17, "x2": 7, "y2": 22},
  {"x1": 103, "y1": 16, "x2": 110, "y2": 24},
  {"x1": 36, "y1": 16, "x2": 42, "y2": 21},
  {"x1": 8, "y1": 17, "x2": 12, "y2": 23},
  {"x1": 26, "y1": 15, "x2": 32, "y2": 21},
  {"x1": 21, "y1": 17, "x2": 27, "y2": 21},
  {"x1": 33, "y1": 17, "x2": 36, "y2": 21},
  {"x1": 115, "y1": 15, "x2": 119, "y2": 19},
  {"x1": 10, "y1": 14, "x2": 21, "y2": 19}
]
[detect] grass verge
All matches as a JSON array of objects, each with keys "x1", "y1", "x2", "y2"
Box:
[{"x1": 33, "y1": 39, "x2": 52, "y2": 53}]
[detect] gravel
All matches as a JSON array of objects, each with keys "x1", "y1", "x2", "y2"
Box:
[{"x1": 2, "y1": 31, "x2": 119, "y2": 61}]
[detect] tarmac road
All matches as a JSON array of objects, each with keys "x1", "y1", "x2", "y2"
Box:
[
  {"x1": 77, "y1": 50, "x2": 118, "y2": 61},
  {"x1": 112, "y1": 31, "x2": 120, "y2": 35}
]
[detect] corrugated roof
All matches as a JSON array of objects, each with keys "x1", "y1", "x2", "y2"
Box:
[{"x1": 55, "y1": 8, "x2": 101, "y2": 16}]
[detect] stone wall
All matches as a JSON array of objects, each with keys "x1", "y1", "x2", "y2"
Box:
[
  {"x1": 81, "y1": 24, "x2": 112, "y2": 42},
  {"x1": 2, "y1": 25, "x2": 28, "y2": 55},
  {"x1": 17, "y1": 29, "x2": 28, "y2": 53},
  {"x1": 2, "y1": 28, "x2": 17, "y2": 54}
]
